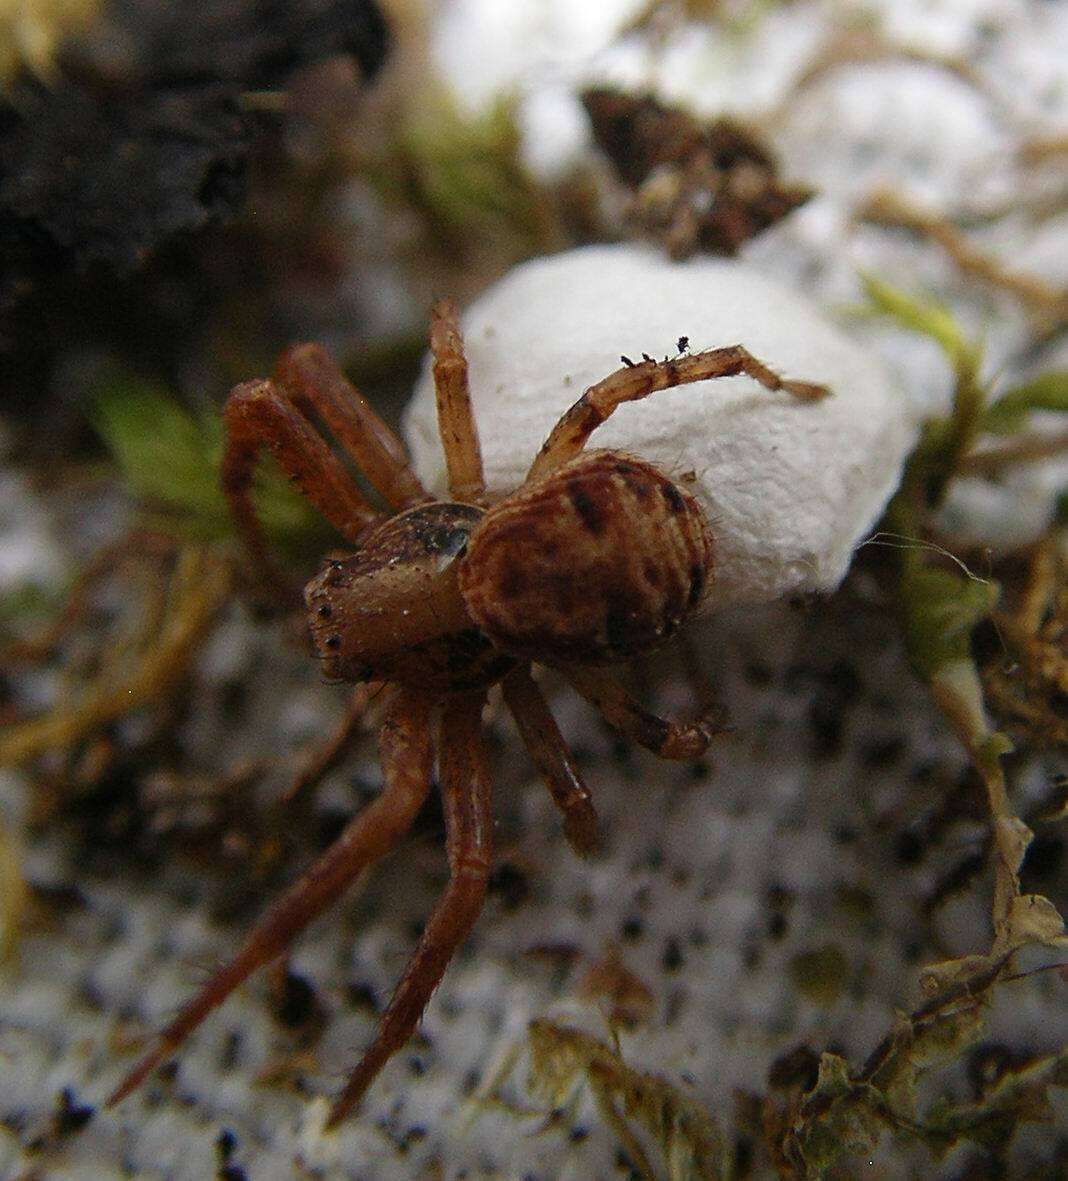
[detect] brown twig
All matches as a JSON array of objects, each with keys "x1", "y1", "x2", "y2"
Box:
[{"x1": 858, "y1": 189, "x2": 1068, "y2": 330}]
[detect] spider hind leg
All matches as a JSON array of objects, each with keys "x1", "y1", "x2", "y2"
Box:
[
  {"x1": 327, "y1": 690, "x2": 492, "y2": 1125},
  {"x1": 106, "y1": 687, "x2": 434, "y2": 1110}
]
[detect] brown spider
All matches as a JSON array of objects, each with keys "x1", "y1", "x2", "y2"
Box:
[{"x1": 106, "y1": 300, "x2": 825, "y2": 1126}]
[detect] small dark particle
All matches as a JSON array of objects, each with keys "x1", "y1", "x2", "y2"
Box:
[
  {"x1": 641, "y1": 352, "x2": 654, "y2": 362},
  {"x1": 347, "y1": 981, "x2": 380, "y2": 1013},
  {"x1": 661, "y1": 937, "x2": 684, "y2": 972},
  {"x1": 733, "y1": 1137, "x2": 755, "y2": 1175},
  {"x1": 220, "y1": 1030, "x2": 242, "y2": 1070},
  {"x1": 488, "y1": 861, "x2": 531, "y2": 911},
  {"x1": 966, "y1": 1044, "x2": 1032, "y2": 1099},
  {"x1": 317, "y1": 603, "x2": 333, "y2": 618},
  {"x1": 273, "y1": 970, "x2": 319, "y2": 1029},
  {"x1": 615, "y1": 1148, "x2": 642, "y2": 1179},
  {"x1": 677, "y1": 335, "x2": 689, "y2": 353},
  {"x1": 620, "y1": 916, "x2": 644, "y2": 942},
  {"x1": 54, "y1": 1088, "x2": 94, "y2": 1135},
  {"x1": 767, "y1": 1045, "x2": 821, "y2": 1091},
  {"x1": 621, "y1": 355, "x2": 636, "y2": 367},
  {"x1": 216, "y1": 1130, "x2": 249, "y2": 1181},
  {"x1": 1021, "y1": 834, "x2": 1064, "y2": 888},
  {"x1": 861, "y1": 735, "x2": 905, "y2": 769},
  {"x1": 744, "y1": 660, "x2": 774, "y2": 688},
  {"x1": 896, "y1": 833, "x2": 925, "y2": 872}
]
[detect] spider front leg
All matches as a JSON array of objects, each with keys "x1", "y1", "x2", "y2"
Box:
[
  {"x1": 502, "y1": 664, "x2": 600, "y2": 855},
  {"x1": 273, "y1": 344, "x2": 430, "y2": 511},
  {"x1": 106, "y1": 686, "x2": 434, "y2": 1109},
  {"x1": 527, "y1": 345, "x2": 828, "y2": 480},
  {"x1": 222, "y1": 379, "x2": 384, "y2": 600},
  {"x1": 430, "y1": 298, "x2": 486, "y2": 504},
  {"x1": 562, "y1": 664, "x2": 724, "y2": 760},
  {"x1": 327, "y1": 689, "x2": 492, "y2": 1125}
]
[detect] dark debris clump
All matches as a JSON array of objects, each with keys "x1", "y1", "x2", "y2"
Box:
[
  {"x1": 1, "y1": 77, "x2": 251, "y2": 279},
  {"x1": 0, "y1": 0, "x2": 390, "y2": 320},
  {"x1": 581, "y1": 86, "x2": 813, "y2": 260}
]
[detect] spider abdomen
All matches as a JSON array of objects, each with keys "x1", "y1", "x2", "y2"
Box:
[{"x1": 459, "y1": 450, "x2": 713, "y2": 666}]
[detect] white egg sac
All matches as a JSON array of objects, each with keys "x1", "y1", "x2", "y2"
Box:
[{"x1": 404, "y1": 245, "x2": 918, "y2": 609}]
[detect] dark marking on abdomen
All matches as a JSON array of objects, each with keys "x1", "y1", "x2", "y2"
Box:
[
  {"x1": 688, "y1": 563, "x2": 705, "y2": 607},
  {"x1": 661, "y1": 482, "x2": 685, "y2": 515},
  {"x1": 567, "y1": 479, "x2": 607, "y2": 535}
]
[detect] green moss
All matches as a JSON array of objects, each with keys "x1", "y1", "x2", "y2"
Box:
[
  {"x1": 91, "y1": 372, "x2": 333, "y2": 561},
  {"x1": 982, "y1": 370, "x2": 1068, "y2": 434}
]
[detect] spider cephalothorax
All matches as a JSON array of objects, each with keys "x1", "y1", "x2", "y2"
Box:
[
  {"x1": 304, "y1": 501, "x2": 511, "y2": 692},
  {"x1": 107, "y1": 299, "x2": 825, "y2": 1125}
]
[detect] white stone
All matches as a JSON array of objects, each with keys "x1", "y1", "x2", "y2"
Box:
[{"x1": 403, "y1": 244, "x2": 918, "y2": 609}]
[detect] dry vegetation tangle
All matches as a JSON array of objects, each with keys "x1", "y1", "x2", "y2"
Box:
[{"x1": 104, "y1": 298, "x2": 826, "y2": 1125}]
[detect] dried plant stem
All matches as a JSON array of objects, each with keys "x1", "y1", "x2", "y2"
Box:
[
  {"x1": 0, "y1": 817, "x2": 26, "y2": 962},
  {"x1": 1018, "y1": 134, "x2": 1068, "y2": 165},
  {"x1": 958, "y1": 428, "x2": 1068, "y2": 475},
  {"x1": 984, "y1": 542, "x2": 1068, "y2": 747},
  {"x1": 764, "y1": 29, "x2": 993, "y2": 128},
  {"x1": 858, "y1": 189, "x2": 1068, "y2": 329},
  {"x1": 1, "y1": 531, "x2": 176, "y2": 667},
  {"x1": 0, "y1": 547, "x2": 232, "y2": 768},
  {"x1": 526, "y1": 1020, "x2": 731, "y2": 1181}
]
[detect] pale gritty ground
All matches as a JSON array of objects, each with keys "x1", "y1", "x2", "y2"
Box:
[
  {"x1": 3, "y1": 0, "x2": 1068, "y2": 1178},
  {"x1": 1, "y1": 586, "x2": 1066, "y2": 1179}
]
